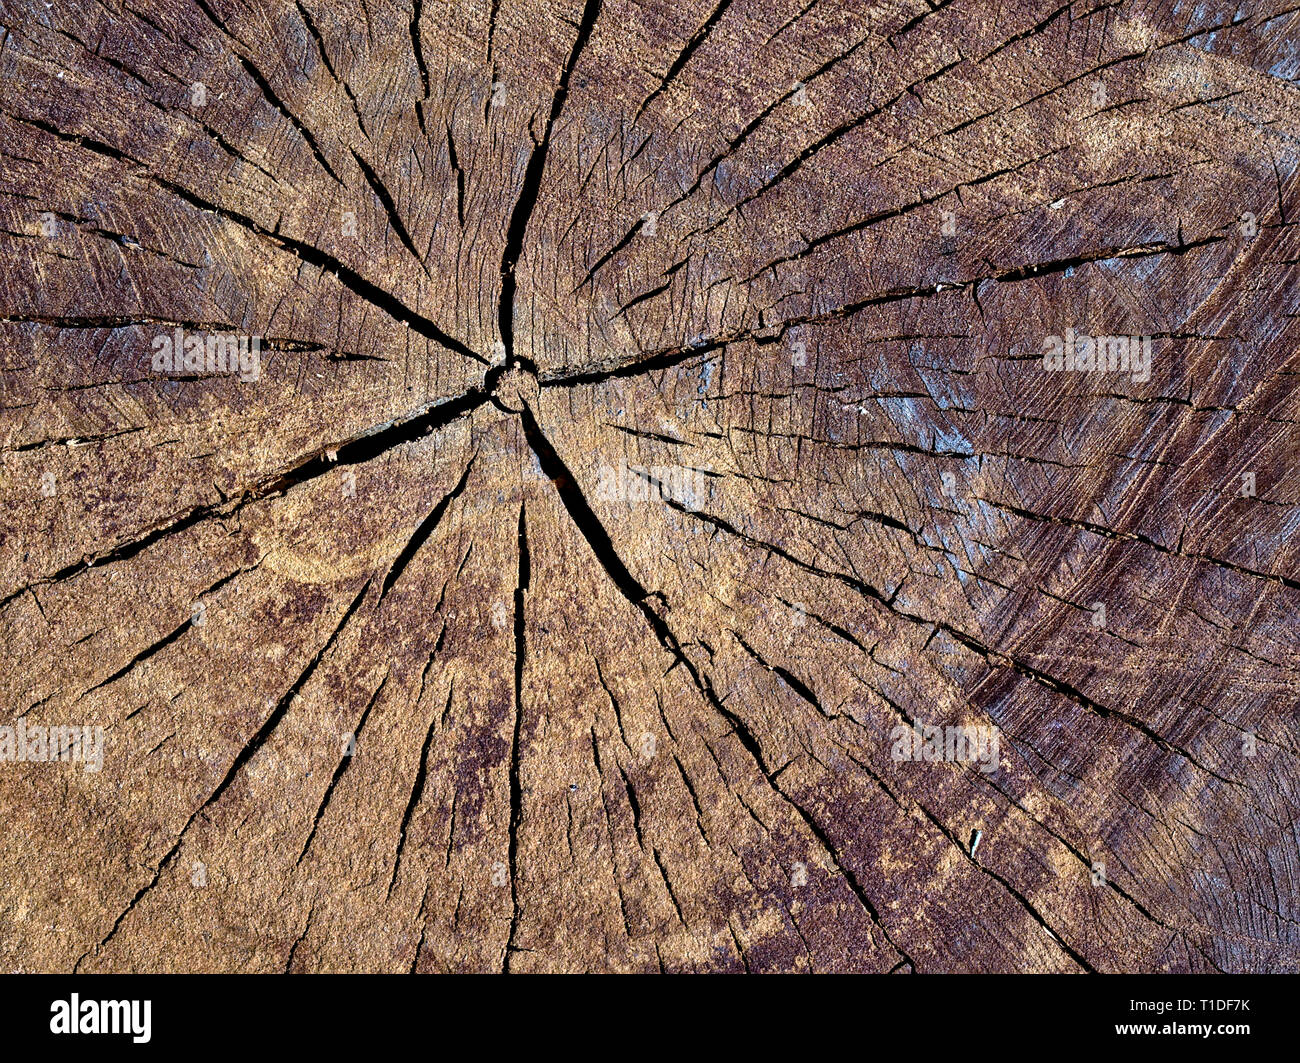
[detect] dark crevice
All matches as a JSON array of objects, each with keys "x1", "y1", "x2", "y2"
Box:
[
  {"x1": 572, "y1": 216, "x2": 645, "y2": 293},
  {"x1": 0, "y1": 314, "x2": 236, "y2": 331},
  {"x1": 296, "y1": 2, "x2": 338, "y2": 80},
  {"x1": 652, "y1": 847, "x2": 687, "y2": 926},
  {"x1": 904, "y1": 790, "x2": 1096, "y2": 972},
  {"x1": 936, "y1": 622, "x2": 1240, "y2": 787},
  {"x1": 605, "y1": 422, "x2": 690, "y2": 446},
  {"x1": 633, "y1": 0, "x2": 733, "y2": 123},
  {"x1": 593, "y1": 656, "x2": 631, "y2": 749},
  {"x1": 379, "y1": 458, "x2": 475, "y2": 602},
  {"x1": 258, "y1": 389, "x2": 486, "y2": 493},
  {"x1": 539, "y1": 339, "x2": 718, "y2": 388},
  {"x1": 612, "y1": 278, "x2": 673, "y2": 321},
  {"x1": 503, "y1": 503, "x2": 530, "y2": 972},
  {"x1": 736, "y1": 625, "x2": 1103, "y2": 969},
  {"x1": 731, "y1": 630, "x2": 841, "y2": 721},
  {"x1": 293, "y1": 0, "x2": 369, "y2": 140},
  {"x1": 233, "y1": 57, "x2": 343, "y2": 186},
  {"x1": 77, "y1": 564, "x2": 256, "y2": 700},
  {"x1": 207, "y1": 579, "x2": 374, "y2": 813},
  {"x1": 79, "y1": 618, "x2": 192, "y2": 697},
  {"x1": 193, "y1": 0, "x2": 345, "y2": 175},
  {"x1": 671, "y1": 753, "x2": 712, "y2": 847},
  {"x1": 446, "y1": 123, "x2": 465, "y2": 227},
  {"x1": 618, "y1": 762, "x2": 644, "y2": 847},
  {"x1": 297, "y1": 670, "x2": 390, "y2": 866},
  {"x1": 497, "y1": 0, "x2": 603, "y2": 364},
  {"x1": 980, "y1": 496, "x2": 1300, "y2": 592},
  {"x1": 712, "y1": 55, "x2": 965, "y2": 233},
  {"x1": 285, "y1": 903, "x2": 316, "y2": 973},
  {"x1": 350, "y1": 147, "x2": 424, "y2": 266},
  {"x1": 519, "y1": 405, "x2": 649, "y2": 608},
  {"x1": 889, "y1": 0, "x2": 957, "y2": 44},
  {"x1": 150, "y1": 171, "x2": 481, "y2": 360},
  {"x1": 388, "y1": 679, "x2": 449, "y2": 898},
  {"x1": 990, "y1": 234, "x2": 1227, "y2": 285},
  {"x1": 727, "y1": 921, "x2": 752, "y2": 972},
  {"x1": 409, "y1": 0, "x2": 430, "y2": 135},
  {"x1": 775, "y1": 594, "x2": 869, "y2": 653},
  {"x1": 408, "y1": 884, "x2": 432, "y2": 973},
  {"x1": 485, "y1": 0, "x2": 502, "y2": 82}
]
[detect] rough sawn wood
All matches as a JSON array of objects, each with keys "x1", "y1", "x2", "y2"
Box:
[{"x1": 1, "y1": 0, "x2": 1299, "y2": 972}]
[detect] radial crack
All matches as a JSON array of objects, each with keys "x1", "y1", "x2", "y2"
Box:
[{"x1": 497, "y1": 0, "x2": 603, "y2": 363}]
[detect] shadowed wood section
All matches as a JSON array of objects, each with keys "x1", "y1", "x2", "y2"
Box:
[{"x1": 1, "y1": 0, "x2": 1298, "y2": 973}]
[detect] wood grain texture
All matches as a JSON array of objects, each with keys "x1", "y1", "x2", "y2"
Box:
[{"x1": 1, "y1": 0, "x2": 1298, "y2": 973}]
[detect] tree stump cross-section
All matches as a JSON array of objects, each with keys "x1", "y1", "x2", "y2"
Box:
[{"x1": 0, "y1": 0, "x2": 1298, "y2": 972}]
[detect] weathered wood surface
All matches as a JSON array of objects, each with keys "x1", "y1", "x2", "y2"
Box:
[{"x1": 1, "y1": 0, "x2": 1298, "y2": 973}]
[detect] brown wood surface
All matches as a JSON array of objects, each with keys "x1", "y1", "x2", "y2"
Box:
[{"x1": 1, "y1": 0, "x2": 1298, "y2": 972}]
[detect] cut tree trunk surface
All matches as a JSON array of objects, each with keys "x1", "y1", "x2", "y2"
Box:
[{"x1": 0, "y1": 0, "x2": 1298, "y2": 973}]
